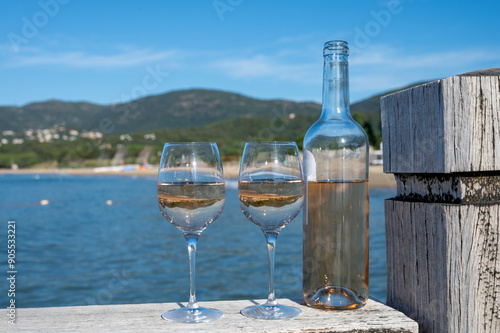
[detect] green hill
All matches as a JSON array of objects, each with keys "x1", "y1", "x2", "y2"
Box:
[
  {"x1": 0, "y1": 83, "x2": 428, "y2": 134},
  {"x1": 0, "y1": 83, "x2": 429, "y2": 168},
  {"x1": 0, "y1": 89, "x2": 321, "y2": 134},
  {"x1": 0, "y1": 101, "x2": 107, "y2": 132}
]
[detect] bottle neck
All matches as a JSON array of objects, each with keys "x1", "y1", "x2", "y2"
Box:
[{"x1": 321, "y1": 53, "x2": 350, "y2": 120}]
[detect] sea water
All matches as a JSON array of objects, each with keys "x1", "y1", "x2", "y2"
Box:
[{"x1": 0, "y1": 174, "x2": 394, "y2": 308}]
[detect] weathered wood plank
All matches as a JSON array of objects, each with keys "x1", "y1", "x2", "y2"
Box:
[
  {"x1": 13, "y1": 298, "x2": 418, "y2": 332},
  {"x1": 381, "y1": 68, "x2": 500, "y2": 174},
  {"x1": 385, "y1": 200, "x2": 500, "y2": 333},
  {"x1": 444, "y1": 74, "x2": 500, "y2": 173},
  {"x1": 394, "y1": 172, "x2": 500, "y2": 203}
]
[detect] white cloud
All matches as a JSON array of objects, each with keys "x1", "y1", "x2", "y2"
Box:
[
  {"x1": 391, "y1": 49, "x2": 500, "y2": 69},
  {"x1": 3, "y1": 34, "x2": 499, "y2": 104},
  {"x1": 0, "y1": 44, "x2": 41, "y2": 54},
  {"x1": 206, "y1": 43, "x2": 500, "y2": 103},
  {"x1": 209, "y1": 54, "x2": 320, "y2": 84},
  {"x1": 350, "y1": 45, "x2": 394, "y2": 66},
  {"x1": 352, "y1": 44, "x2": 500, "y2": 70},
  {"x1": 343, "y1": 44, "x2": 500, "y2": 101},
  {"x1": 3, "y1": 47, "x2": 178, "y2": 69}
]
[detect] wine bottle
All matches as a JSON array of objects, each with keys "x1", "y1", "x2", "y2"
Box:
[{"x1": 302, "y1": 40, "x2": 369, "y2": 309}]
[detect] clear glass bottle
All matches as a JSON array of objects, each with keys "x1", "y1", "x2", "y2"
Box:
[{"x1": 302, "y1": 40, "x2": 369, "y2": 309}]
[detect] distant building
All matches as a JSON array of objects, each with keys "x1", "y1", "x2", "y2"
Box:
[{"x1": 369, "y1": 143, "x2": 383, "y2": 165}]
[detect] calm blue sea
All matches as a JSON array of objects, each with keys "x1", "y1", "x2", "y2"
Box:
[{"x1": 0, "y1": 174, "x2": 395, "y2": 308}]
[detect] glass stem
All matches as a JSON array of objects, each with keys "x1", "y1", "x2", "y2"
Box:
[
  {"x1": 186, "y1": 236, "x2": 199, "y2": 309},
  {"x1": 265, "y1": 233, "x2": 278, "y2": 306}
]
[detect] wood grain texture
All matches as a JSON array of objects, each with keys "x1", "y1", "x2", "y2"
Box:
[
  {"x1": 385, "y1": 200, "x2": 500, "y2": 333},
  {"x1": 14, "y1": 298, "x2": 418, "y2": 332},
  {"x1": 381, "y1": 68, "x2": 500, "y2": 173},
  {"x1": 395, "y1": 172, "x2": 500, "y2": 203}
]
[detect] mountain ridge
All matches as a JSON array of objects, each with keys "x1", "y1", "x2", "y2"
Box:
[
  {"x1": 0, "y1": 81, "x2": 428, "y2": 136},
  {"x1": 0, "y1": 88, "x2": 324, "y2": 134}
]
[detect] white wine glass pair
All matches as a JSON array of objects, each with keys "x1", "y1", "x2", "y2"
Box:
[{"x1": 156, "y1": 142, "x2": 304, "y2": 323}]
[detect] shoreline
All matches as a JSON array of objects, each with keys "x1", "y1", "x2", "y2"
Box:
[{"x1": 0, "y1": 164, "x2": 396, "y2": 188}]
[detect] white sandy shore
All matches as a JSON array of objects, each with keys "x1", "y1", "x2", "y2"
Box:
[{"x1": 0, "y1": 164, "x2": 396, "y2": 187}]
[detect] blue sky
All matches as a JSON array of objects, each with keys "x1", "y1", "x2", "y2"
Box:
[{"x1": 1, "y1": 0, "x2": 499, "y2": 106}]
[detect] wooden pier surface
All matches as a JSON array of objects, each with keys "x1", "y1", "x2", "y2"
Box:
[{"x1": 13, "y1": 298, "x2": 417, "y2": 332}]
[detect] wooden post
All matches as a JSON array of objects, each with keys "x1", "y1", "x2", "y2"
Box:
[{"x1": 381, "y1": 68, "x2": 500, "y2": 332}]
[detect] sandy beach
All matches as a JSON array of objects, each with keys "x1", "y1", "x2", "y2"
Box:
[{"x1": 0, "y1": 164, "x2": 396, "y2": 187}]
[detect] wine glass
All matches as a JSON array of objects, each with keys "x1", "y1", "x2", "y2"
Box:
[
  {"x1": 157, "y1": 142, "x2": 225, "y2": 323},
  {"x1": 238, "y1": 141, "x2": 304, "y2": 320}
]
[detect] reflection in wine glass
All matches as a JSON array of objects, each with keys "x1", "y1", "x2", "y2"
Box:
[
  {"x1": 157, "y1": 142, "x2": 225, "y2": 323},
  {"x1": 238, "y1": 141, "x2": 304, "y2": 320}
]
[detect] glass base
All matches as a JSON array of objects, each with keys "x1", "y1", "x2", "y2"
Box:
[
  {"x1": 161, "y1": 306, "x2": 223, "y2": 323},
  {"x1": 241, "y1": 302, "x2": 301, "y2": 320},
  {"x1": 305, "y1": 286, "x2": 367, "y2": 310}
]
